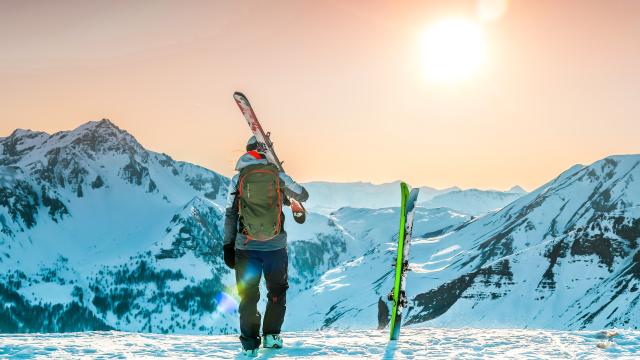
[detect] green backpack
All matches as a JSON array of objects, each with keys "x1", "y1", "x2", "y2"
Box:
[{"x1": 237, "y1": 163, "x2": 283, "y2": 241}]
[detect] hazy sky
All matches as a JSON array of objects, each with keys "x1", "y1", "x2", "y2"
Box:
[{"x1": 1, "y1": 0, "x2": 639, "y2": 190}]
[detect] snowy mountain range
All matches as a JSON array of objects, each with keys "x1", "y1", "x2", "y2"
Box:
[
  {"x1": 0, "y1": 120, "x2": 468, "y2": 333},
  {"x1": 1, "y1": 120, "x2": 638, "y2": 334},
  {"x1": 303, "y1": 181, "x2": 525, "y2": 216},
  {"x1": 0, "y1": 120, "x2": 231, "y2": 333},
  {"x1": 417, "y1": 186, "x2": 526, "y2": 216},
  {"x1": 288, "y1": 155, "x2": 640, "y2": 331},
  {"x1": 405, "y1": 155, "x2": 640, "y2": 330}
]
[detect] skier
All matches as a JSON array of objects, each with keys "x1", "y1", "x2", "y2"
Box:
[{"x1": 222, "y1": 135, "x2": 309, "y2": 357}]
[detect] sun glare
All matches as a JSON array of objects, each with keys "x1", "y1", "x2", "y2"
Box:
[{"x1": 420, "y1": 18, "x2": 488, "y2": 83}]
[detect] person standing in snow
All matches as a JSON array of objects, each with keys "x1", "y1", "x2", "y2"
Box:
[{"x1": 222, "y1": 135, "x2": 309, "y2": 357}]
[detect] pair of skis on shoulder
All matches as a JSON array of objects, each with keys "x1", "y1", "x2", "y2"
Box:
[{"x1": 233, "y1": 92, "x2": 306, "y2": 224}]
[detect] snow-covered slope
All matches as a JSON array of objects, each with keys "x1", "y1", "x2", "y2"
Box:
[
  {"x1": 403, "y1": 155, "x2": 640, "y2": 330},
  {"x1": 287, "y1": 156, "x2": 640, "y2": 332},
  {"x1": 0, "y1": 120, "x2": 234, "y2": 333},
  {"x1": 286, "y1": 207, "x2": 471, "y2": 331},
  {"x1": 1, "y1": 328, "x2": 638, "y2": 359}
]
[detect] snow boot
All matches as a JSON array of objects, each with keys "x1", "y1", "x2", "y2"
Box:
[
  {"x1": 242, "y1": 348, "x2": 259, "y2": 357},
  {"x1": 263, "y1": 334, "x2": 283, "y2": 349}
]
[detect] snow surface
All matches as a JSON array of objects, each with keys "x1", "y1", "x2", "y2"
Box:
[{"x1": 1, "y1": 328, "x2": 638, "y2": 359}]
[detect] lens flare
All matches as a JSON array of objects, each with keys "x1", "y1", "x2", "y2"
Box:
[{"x1": 215, "y1": 291, "x2": 239, "y2": 314}]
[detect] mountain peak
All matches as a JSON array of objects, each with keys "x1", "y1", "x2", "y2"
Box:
[
  {"x1": 73, "y1": 118, "x2": 123, "y2": 134},
  {"x1": 7, "y1": 128, "x2": 48, "y2": 139},
  {"x1": 96, "y1": 118, "x2": 120, "y2": 129},
  {"x1": 508, "y1": 185, "x2": 526, "y2": 194},
  {"x1": 63, "y1": 118, "x2": 140, "y2": 152}
]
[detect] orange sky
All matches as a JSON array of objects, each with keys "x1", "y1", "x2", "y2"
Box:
[{"x1": 1, "y1": 0, "x2": 639, "y2": 191}]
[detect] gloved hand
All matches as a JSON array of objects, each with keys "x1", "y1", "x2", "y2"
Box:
[{"x1": 223, "y1": 243, "x2": 235, "y2": 269}]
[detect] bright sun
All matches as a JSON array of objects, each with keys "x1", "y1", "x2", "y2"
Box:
[{"x1": 421, "y1": 18, "x2": 487, "y2": 83}]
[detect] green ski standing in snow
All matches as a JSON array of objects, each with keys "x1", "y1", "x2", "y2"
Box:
[{"x1": 388, "y1": 182, "x2": 419, "y2": 340}]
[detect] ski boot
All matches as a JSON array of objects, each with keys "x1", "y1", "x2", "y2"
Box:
[
  {"x1": 263, "y1": 334, "x2": 283, "y2": 349},
  {"x1": 242, "y1": 348, "x2": 259, "y2": 357}
]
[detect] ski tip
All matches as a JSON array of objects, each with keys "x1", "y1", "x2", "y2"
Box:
[
  {"x1": 400, "y1": 181, "x2": 411, "y2": 193},
  {"x1": 233, "y1": 91, "x2": 248, "y2": 103},
  {"x1": 233, "y1": 92, "x2": 253, "y2": 109}
]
